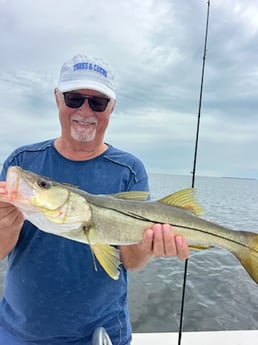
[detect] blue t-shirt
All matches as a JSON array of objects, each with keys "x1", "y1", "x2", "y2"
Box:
[{"x1": 0, "y1": 139, "x2": 149, "y2": 345}]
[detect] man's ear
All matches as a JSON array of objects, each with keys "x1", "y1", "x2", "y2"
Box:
[
  {"x1": 110, "y1": 100, "x2": 116, "y2": 113},
  {"x1": 54, "y1": 88, "x2": 60, "y2": 107}
]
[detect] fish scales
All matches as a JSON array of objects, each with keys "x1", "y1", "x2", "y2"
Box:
[{"x1": 0, "y1": 166, "x2": 257, "y2": 283}]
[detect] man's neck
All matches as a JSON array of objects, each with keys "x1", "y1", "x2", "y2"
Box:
[{"x1": 54, "y1": 138, "x2": 108, "y2": 161}]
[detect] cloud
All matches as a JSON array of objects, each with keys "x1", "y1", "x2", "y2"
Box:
[{"x1": 0, "y1": 0, "x2": 258, "y2": 178}]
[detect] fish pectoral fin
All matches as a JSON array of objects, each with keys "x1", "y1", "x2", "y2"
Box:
[
  {"x1": 159, "y1": 188, "x2": 204, "y2": 215},
  {"x1": 189, "y1": 244, "x2": 214, "y2": 250},
  {"x1": 92, "y1": 244, "x2": 121, "y2": 280},
  {"x1": 113, "y1": 191, "x2": 150, "y2": 201}
]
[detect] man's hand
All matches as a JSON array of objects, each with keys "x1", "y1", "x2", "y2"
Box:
[
  {"x1": 140, "y1": 223, "x2": 189, "y2": 260},
  {"x1": 120, "y1": 223, "x2": 189, "y2": 271},
  {"x1": 0, "y1": 201, "x2": 24, "y2": 259}
]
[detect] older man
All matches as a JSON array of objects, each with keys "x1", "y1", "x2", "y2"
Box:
[{"x1": 0, "y1": 53, "x2": 189, "y2": 345}]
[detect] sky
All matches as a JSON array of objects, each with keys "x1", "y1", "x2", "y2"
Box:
[{"x1": 0, "y1": 0, "x2": 258, "y2": 178}]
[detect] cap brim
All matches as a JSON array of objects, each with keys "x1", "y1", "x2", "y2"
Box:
[{"x1": 58, "y1": 80, "x2": 116, "y2": 100}]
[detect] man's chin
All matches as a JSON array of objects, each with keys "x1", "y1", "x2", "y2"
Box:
[{"x1": 71, "y1": 130, "x2": 96, "y2": 143}]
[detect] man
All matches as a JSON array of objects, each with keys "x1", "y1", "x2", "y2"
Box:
[{"x1": 0, "y1": 53, "x2": 189, "y2": 345}]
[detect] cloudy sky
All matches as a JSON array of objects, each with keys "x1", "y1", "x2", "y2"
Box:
[{"x1": 0, "y1": 0, "x2": 258, "y2": 178}]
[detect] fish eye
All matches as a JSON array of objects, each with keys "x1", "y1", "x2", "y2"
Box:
[{"x1": 37, "y1": 178, "x2": 52, "y2": 189}]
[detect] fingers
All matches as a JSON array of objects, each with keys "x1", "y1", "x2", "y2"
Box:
[
  {"x1": 152, "y1": 224, "x2": 174, "y2": 256},
  {"x1": 143, "y1": 224, "x2": 189, "y2": 260},
  {"x1": 0, "y1": 182, "x2": 8, "y2": 198},
  {"x1": 0, "y1": 202, "x2": 24, "y2": 259},
  {"x1": 140, "y1": 229, "x2": 154, "y2": 254},
  {"x1": 0, "y1": 202, "x2": 24, "y2": 229},
  {"x1": 174, "y1": 235, "x2": 189, "y2": 260}
]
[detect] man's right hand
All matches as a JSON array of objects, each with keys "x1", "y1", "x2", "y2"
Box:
[{"x1": 0, "y1": 201, "x2": 24, "y2": 259}]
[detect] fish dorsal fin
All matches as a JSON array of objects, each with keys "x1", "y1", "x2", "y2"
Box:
[
  {"x1": 113, "y1": 191, "x2": 149, "y2": 201},
  {"x1": 159, "y1": 188, "x2": 204, "y2": 215}
]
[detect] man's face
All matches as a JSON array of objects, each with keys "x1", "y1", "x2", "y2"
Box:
[{"x1": 55, "y1": 89, "x2": 115, "y2": 145}]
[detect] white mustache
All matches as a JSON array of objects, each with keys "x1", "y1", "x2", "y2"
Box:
[{"x1": 71, "y1": 115, "x2": 98, "y2": 125}]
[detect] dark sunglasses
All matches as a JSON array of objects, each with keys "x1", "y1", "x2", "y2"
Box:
[{"x1": 63, "y1": 92, "x2": 110, "y2": 112}]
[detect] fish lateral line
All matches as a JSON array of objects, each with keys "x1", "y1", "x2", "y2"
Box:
[
  {"x1": 167, "y1": 223, "x2": 258, "y2": 252},
  {"x1": 89, "y1": 205, "x2": 257, "y2": 253},
  {"x1": 122, "y1": 209, "x2": 258, "y2": 253}
]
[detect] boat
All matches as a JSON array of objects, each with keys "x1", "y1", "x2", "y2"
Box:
[
  {"x1": 132, "y1": 330, "x2": 258, "y2": 344},
  {"x1": 92, "y1": 328, "x2": 258, "y2": 345}
]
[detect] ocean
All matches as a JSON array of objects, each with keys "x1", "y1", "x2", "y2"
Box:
[
  {"x1": 128, "y1": 173, "x2": 258, "y2": 332},
  {"x1": 0, "y1": 173, "x2": 258, "y2": 332}
]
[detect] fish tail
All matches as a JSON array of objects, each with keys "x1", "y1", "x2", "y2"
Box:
[{"x1": 232, "y1": 231, "x2": 258, "y2": 284}]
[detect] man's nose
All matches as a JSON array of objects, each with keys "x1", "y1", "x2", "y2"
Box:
[{"x1": 79, "y1": 99, "x2": 94, "y2": 113}]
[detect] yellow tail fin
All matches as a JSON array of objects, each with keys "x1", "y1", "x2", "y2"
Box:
[{"x1": 231, "y1": 231, "x2": 258, "y2": 284}]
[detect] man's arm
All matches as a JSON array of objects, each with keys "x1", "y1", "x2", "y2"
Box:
[
  {"x1": 0, "y1": 202, "x2": 24, "y2": 260},
  {"x1": 120, "y1": 223, "x2": 189, "y2": 270}
]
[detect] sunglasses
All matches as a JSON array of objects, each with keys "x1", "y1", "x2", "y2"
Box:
[{"x1": 63, "y1": 92, "x2": 110, "y2": 112}]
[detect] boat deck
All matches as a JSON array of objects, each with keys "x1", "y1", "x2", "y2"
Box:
[{"x1": 132, "y1": 330, "x2": 258, "y2": 345}]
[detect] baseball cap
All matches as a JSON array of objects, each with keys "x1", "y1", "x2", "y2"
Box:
[{"x1": 58, "y1": 54, "x2": 116, "y2": 100}]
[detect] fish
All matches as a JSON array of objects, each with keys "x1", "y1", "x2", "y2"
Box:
[{"x1": 0, "y1": 166, "x2": 257, "y2": 283}]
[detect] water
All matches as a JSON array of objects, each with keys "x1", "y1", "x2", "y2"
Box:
[
  {"x1": 128, "y1": 174, "x2": 258, "y2": 332},
  {"x1": 0, "y1": 174, "x2": 258, "y2": 332}
]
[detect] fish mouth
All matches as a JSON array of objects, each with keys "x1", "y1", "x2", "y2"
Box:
[
  {"x1": 6, "y1": 166, "x2": 21, "y2": 201},
  {"x1": 6, "y1": 166, "x2": 33, "y2": 203}
]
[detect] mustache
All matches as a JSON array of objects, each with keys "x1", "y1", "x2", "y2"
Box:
[{"x1": 71, "y1": 115, "x2": 98, "y2": 125}]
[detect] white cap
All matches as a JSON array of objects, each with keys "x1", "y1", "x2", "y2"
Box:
[{"x1": 58, "y1": 54, "x2": 116, "y2": 99}]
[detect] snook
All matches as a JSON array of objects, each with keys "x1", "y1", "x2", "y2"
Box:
[{"x1": 0, "y1": 166, "x2": 257, "y2": 283}]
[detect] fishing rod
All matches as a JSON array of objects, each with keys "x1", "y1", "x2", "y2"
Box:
[{"x1": 177, "y1": 1, "x2": 211, "y2": 345}]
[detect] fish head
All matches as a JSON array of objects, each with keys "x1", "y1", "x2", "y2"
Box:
[
  {"x1": 5, "y1": 166, "x2": 39, "y2": 208},
  {"x1": 5, "y1": 166, "x2": 92, "y2": 234}
]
